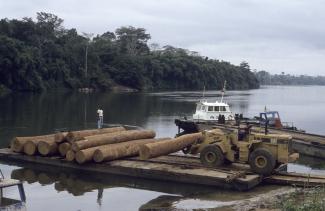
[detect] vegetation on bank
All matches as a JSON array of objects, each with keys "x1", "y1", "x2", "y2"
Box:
[
  {"x1": 255, "y1": 71, "x2": 325, "y2": 86},
  {"x1": 277, "y1": 187, "x2": 325, "y2": 211},
  {"x1": 0, "y1": 12, "x2": 259, "y2": 93}
]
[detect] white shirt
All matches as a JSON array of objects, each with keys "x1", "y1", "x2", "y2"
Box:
[{"x1": 97, "y1": 109, "x2": 103, "y2": 117}]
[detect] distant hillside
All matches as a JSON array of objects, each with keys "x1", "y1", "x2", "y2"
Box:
[
  {"x1": 255, "y1": 71, "x2": 325, "y2": 86},
  {"x1": 0, "y1": 12, "x2": 259, "y2": 93}
]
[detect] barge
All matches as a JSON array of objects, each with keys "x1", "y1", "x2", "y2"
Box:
[
  {"x1": 0, "y1": 148, "x2": 261, "y2": 191},
  {"x1": 1, "y1": 148, "x2": 325, "y2": 191}
]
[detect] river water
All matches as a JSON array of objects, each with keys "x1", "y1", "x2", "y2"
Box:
[{"x1": 0, "y1": 86, "x2": 324, "y2": 210}]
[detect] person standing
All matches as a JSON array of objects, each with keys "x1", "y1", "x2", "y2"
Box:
[{"x1": 97, "y1": 108, "x2": 103, "y2": 129}]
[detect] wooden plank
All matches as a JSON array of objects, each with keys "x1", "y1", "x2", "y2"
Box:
[{"x1": 0, "y1": 148, "x2": 261, "y2": 191}]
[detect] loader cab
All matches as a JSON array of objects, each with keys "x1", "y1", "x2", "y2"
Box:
[{"x1": 238, "y1": 125, "x2": 253, "y2": 141}]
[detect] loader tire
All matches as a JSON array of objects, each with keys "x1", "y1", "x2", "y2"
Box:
[
  {"x1": 200, "y1": 145, "x2": 224, "y2": 167},
  {"x1": 249, "y1": 148, "x2": 276, "y2": 175}
]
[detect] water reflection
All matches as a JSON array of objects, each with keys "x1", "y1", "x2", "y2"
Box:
[
  {"x1": 8, "y1": 164, "x2": 294, "y2": 210},
  {"x1": 9, "y1": 164, "x2": 217, "y2": 200}
]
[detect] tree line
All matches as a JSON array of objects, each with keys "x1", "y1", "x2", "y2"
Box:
[
  {"x1": 0, "y1": 12, "x2": 259, "y2": 94},
  {"x1": 255, "y1": 71, "x2": 325, "y2": 86}
]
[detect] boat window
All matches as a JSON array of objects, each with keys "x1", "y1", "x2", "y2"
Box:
[
  {"x1": 208, "y1": 106, "x2": 213, "y2": 111},
  {"x1": 201, "y1": 106, "x2": 206, "y2": 111},
  {"x1": 220, "y1": 106, "x2": 226, "y2": 111},
  {"x1": 214, "y1": 106, "x2": 219, "y2": 111}
]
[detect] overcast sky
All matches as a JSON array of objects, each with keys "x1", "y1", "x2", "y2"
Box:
[{"x1": 1, "y1": 0, "x2": 325, "y2": 75}]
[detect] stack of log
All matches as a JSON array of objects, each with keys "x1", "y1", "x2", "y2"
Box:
[{"x1": 10, "y1": 127, "x2": 203, "y2": 164}]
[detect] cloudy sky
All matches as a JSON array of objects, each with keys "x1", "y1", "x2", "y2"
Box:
[{"x1": 1, "y1": 0, "x2": 325, "y2": 75}]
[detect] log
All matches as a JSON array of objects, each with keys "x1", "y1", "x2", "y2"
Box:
[
  {"x1": 59, "y1": 142, "x2": 71, "y2": 156},
  {"x1": 55, "y1": 132, "x2": 69, "y2": 143},
  {"x1": 75, "y1": 146, "x2": 103, "y2": 164},
  {"x1": 23, "y1": 140, "x2": 38, "y2": 155},
  {"x1": 10, "y1": 134, "x2": 55, "y2": 152},
  {"x1": 66, "y1": 150, "x2": 75, "y2": 161},
  {"x1": 66, "y1": 127, "x2": 126, "y2": 143},
  {"x1": 139, "y1": 133, "x2": 203, "y2": 159},
  {"x1": 72, "y1": 130, "x2": 156, "y2": 152},
  {"x1": 38, "y1": 140, "x2": 58, "y2": 156},
  {"x1": 93, "y1": 138, "x2": 170, "y2": 162}
]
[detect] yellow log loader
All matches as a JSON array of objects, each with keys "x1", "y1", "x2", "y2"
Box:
[{"x1": 182, "y1": 126, "x2": 299, "y2": 175}]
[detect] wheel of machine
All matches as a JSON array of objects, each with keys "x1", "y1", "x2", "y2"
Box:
[
  {"x1": 249, "y1": 148, "x2": 276, "y2": 175},
  {"x1": 200, "y1": 145, "x2": 224, "y2": 167}
]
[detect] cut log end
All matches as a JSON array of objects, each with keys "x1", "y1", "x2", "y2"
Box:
[
  {"x1": 23, "y1": 141, "x2": 37, "y2": 155},
  {"x1": 75, "y1": 151, "x2": 86, "y2": 164},
  {"x1": 139, "y1": 145, "x2": 151, "y2": 160},
  {"x1": 11, "y1": 138, "x2": 23, "y2": 152},
  {"x1": 71, "y1": 142, "x2": 80, "y2": 152},
  {"x1": 38, "y1": 141, "x2": 58, "y2": 156},
  {"x1": 38, "y1": 142, "x2": 50, "y2": 155},
  {"x1": 93, "y1": 149, "x2": 104, "y2": 163},
  {"x1": 55, "y1": 132, "x2": 67, "y2": 143},
  {"x1": 65, "y1": 132, "x2": 75, "y2": 143},
  {"x1": 66, "y1": 150, "x2": 75, "y2": 161},
  {"x1": 59, "y1": 143, "x2": 71, "y2": 157}
]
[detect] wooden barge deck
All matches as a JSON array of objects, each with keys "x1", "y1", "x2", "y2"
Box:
[{"x1": 0, "y1": 148, "x2": 261, "y2": 191}]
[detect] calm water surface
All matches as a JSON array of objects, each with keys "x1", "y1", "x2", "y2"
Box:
[{"x1": 0, "y1": 86, "x2": 325, "y2": 210}]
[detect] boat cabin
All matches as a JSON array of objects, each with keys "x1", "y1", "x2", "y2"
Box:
[
  {"x1": 258, "y1": 111, "x2": 283, "y2": 128},
  {"x1": 192, "y1": 100, "x2": 234, "y2": 121}
]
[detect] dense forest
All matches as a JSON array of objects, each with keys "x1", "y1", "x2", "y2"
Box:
[
  {"x1": 0, "y1": 12, "x2": 259, "y2": 94},
  {"x1": 255, "y1": 71, "x2": 325, "y2": 86}
]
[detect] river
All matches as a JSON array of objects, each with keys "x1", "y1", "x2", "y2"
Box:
[{"x1": 0, "y1": 85, "x2": 324, "y2": 210}]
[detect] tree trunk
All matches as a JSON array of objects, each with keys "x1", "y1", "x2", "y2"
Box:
[
  {"x1": 93, "y1": 138, "x2": 170, "y2": 162},
  {"x1": 23, "y1": 140, "x2": 38, "y2": 155},
  {"x1": 38, "y1": 140, "x2": 58, "y2": 156},
  {"x1": 66, "y1": 150, "x2": 75, "y2": 161},
  {"x1": 55, "y1": 132, "x2": 69, "y2": 143},
  {"x1": 59, "y1": 142, "x2": 71, "y2": 157},
  {"x1": 66, "y1": 127, "x2": 126, "y2": 143},
  {"x1": 72, "y1": 130, "x2": 156, "y2": 152},
  {"x1": 10, "y1": 134, "x2": 54, "y2": 152},
  {"x1": 139, "y1": 133, "x2": 203, "y2": 159}
]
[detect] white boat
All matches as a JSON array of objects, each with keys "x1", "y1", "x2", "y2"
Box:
[
  {"x1": 192, "y1": 81, "x2": 234, "y2": 121},
  {"x1": 192, "y1": 99, "x2": 234, "y2": 121}
]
